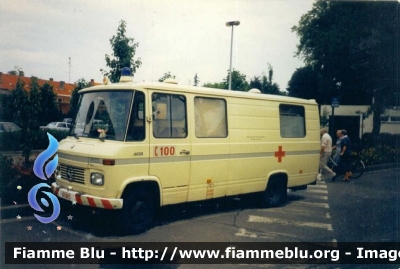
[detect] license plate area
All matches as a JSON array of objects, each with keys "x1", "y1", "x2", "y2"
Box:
[{"x1": 61, "y1": 191, "x2": 72, "y2": 200}]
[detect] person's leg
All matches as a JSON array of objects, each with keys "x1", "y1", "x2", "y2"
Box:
[
  {"x1": 342, "y1": 156, "x2": 350, "y2": 181},
  {"x1": 320, "y1": 152, "x2": 336, "y2": 180}
]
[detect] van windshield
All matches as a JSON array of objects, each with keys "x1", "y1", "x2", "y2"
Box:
[{"x1": 70, "y1": 91, "x2": 133, "y2": 141}]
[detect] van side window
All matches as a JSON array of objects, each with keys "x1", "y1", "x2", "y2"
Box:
[
  {"x1": 126, "y1": 91, "x2": 145, "y2": 141},
  {"x1": 194, "y1": 97, "x2": 227, "y2": 138},
  {"x1": 152, "y1": 93, "x2": 187, "y2": 138},
  {"x1": 279, "y1": 104, "x2": 306, "y2": 138}
]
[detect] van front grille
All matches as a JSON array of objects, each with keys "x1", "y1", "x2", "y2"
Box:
[{"x1": 60, "y1": 165, "x2": 85, "y2": 184}]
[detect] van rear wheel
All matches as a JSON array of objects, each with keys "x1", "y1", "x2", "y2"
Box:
[
  {"x1": 120, "y1": 188, "x2": 155, "y2": 234},
  {"x1": 262, "y1": 177, "x2": 287, "y2": 207}
]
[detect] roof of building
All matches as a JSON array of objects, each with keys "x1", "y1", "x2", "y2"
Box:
[{"x1": 0, "y1": 73, "x2": 100, "y2": 96}]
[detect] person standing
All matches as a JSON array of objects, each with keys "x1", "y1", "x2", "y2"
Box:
[
  {"x1": 332, "y1": 130, "x2": 343, "y2": 164},
  {"x1": 340, "y1": 129, "x2": 352, "y2": 181},
  {"x1": 318, "y1": 128, "x2": 336, "y2": 181}
]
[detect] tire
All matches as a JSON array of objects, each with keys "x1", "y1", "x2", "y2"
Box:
[
  {"x1": 350, "y1": 159, "x2": 365, "y2": 179},
  {"x1": 261, "y1": 177, "x2": 287, "y2": 208},
  {"x1": 120, "y1": 188, "x2": 155, "y2": 234}
]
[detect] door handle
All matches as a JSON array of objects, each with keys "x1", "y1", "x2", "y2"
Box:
[{"x1": 180, "y1": 150, "x2": 190, "y2": 155}]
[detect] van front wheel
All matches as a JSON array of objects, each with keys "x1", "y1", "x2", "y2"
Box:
[
  {"x1": 262, "y1": 178, "x2": 287, "y2": 208},
  {"x1": 120, "y1": 189, "x2": 155, "y2": 234}
]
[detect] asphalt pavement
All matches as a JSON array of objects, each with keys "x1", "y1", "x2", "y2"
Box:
[{"x1": 1, "y1": 166, "x2": 399, "y2": 269}]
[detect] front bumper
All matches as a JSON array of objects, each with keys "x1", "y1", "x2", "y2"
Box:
[{"x1": 51, "y1": 182, "x2": 123, "y2": 209}]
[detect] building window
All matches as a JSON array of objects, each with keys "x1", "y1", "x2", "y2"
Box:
[
  {"x1": 381, "y1": 116, "x2": 400, "y2": 123},
  {"x1": 381, "y1": 116, "x2": 389, "y2": 122},
  {"x1": 194, "y1": 97, "x2": 227, "y2": 138},
  {"x1": 279, "y1": 104, "x2": 306, "y2": 138}
]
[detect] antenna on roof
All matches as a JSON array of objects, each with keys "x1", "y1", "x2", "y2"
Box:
[{"x1": 68, "y1": 57, "x2": 71, "y2": 83}]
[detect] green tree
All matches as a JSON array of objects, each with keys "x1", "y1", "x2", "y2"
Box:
[
  {"x1": 249, "y1": 76, "x2": 262, "y2": 91},
  {"x1": 18, "y1": 77, "x2": 43, "y2": 164},
  {"x1": 260, "y1": 64, "x2": 280, "y2": 95},
  {"x1": 102, "y1": 20, "x2": 142, "y2": 83},
  {"x1": 249, "y1": 65, "x2": 281, "y2": 95},
  {"x1": 203, "y1": 69, "x2": 248, "y2": 91},
  {"x1": 287, "y1": 66, "x2": 321, "y2": 102},
  {"x1": 12, "y1": 79, "x2": 31, "y2": 163},
  {"x1": 193, "y1": 73, "x2": 200, "y2": 86},
  {"x1": 1, "y1": 94, "x2": 13, "y2": 121},
  {"x1": 292, "y1": 1, "x2": 398, "y2": 136},
  {"x1": 12, "y1": 79, "x2": 29, "y2": 128},
  {"x1": 158, "y1": 72, "x2": 175, "y2": 82},
  {"x1": 224, "y1": 69, "x2": 249, "y2": 91},
  {"x1": 7, "y1": 77, "x2": 61, "y2": 163},
  {"x1": 40, "y1": 83, "x2": 61, "y2": 124},
  {"x1": 28, "y1": 77, "x2": 42, "y2": 129},
  {"x1": 203, "y1": 82, "x2": 226, "y2": 89}
]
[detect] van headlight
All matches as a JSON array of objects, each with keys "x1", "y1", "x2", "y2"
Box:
[
  {"x1": 91, "y1": 173, "x2": 104, "y2": 186},
  {"x1": 55, "y1": 165, "x2": 61, "y2": 180}
]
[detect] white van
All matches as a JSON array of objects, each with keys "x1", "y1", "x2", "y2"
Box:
[{"x1": 52, "y1": 69, "x2": 320, "y2": 233}]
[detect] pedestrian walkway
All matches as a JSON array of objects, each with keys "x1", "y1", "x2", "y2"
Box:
[{"x1": 235, "y1": 181, "x2": 336, "y2": 242}]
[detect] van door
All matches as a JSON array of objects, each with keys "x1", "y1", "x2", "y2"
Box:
[
  {"x1": 188, "y1": 96, "x2": 229, "y2": 201},
  {"x1": 148, "y1": 91, "x2": 191, "y2": 205}
]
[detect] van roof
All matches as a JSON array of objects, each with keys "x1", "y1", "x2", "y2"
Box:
[{"x1": 79, "y1": 81, "x2": 317, "y2": 105}]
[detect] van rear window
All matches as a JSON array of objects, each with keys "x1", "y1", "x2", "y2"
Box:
[{"x1": 279, "y1": 104, "x2": 306, "y2": 138}]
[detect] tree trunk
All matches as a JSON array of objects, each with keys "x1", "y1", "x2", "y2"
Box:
[{"x1": 371, "y1": 106, "x2": 382, "y2": 138}]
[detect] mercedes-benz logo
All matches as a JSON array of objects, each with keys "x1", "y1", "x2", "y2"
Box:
[{"x1": 66, "y1": 167, "x2": 74, "y2": 182}]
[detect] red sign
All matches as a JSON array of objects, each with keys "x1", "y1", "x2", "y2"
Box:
[{"x1": 274, "y1": 146, "x2": 286, "y2": 162}]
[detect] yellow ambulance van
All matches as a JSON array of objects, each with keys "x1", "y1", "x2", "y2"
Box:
[{"x1": 52, "y1": 68, "x2": 320, "y2": 233}]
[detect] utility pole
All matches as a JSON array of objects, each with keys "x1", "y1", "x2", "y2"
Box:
[{"x1": 226, "y1": 21, "x2": 240, "y2": 90}]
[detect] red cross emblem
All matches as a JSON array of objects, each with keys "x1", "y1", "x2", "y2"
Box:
[{"x1": 274, "y1": 146, "x2": 286, "y2": 162}]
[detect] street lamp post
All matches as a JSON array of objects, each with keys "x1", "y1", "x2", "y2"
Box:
[{"x1": 226, "y1": 21, "x2": 240, "y2": 90}]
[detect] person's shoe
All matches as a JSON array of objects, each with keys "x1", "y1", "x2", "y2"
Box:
[{"x1": 317, "y1": 174, "x2": 322, "y2": 181}]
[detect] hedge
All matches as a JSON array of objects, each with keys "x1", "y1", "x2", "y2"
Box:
[
  {"x1": 359, "y1": 133, "x2": 400, "y2": 166},
  {"x1": 0, "y1": 130, "x2": 68, "y2": 151}
]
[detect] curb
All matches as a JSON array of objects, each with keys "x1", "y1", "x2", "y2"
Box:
[
  {"x1": 0, "y1": 150, "x2": 43, "y2": 156},
  {"x1": 0, "y1": 203, "x2": 32, "y2": 220},
  {"x1": 365, "y1": 162, "x2": 399, "y2": 172}
]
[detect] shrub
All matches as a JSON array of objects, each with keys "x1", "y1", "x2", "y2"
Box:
[
  {"x1": 0, "y1": 130, "x2": 68, "y2": 151},
  {"x1": 360, "y1": 133, "x2": 400, "y2": 166},
  {"x1": 0, "y1": 154, "x2": 16, "y2": 198},
  {"x1": 360, "y1": 146, "x2": 399, "y2": 166},
  {"x1": 0, "y1": 131, "x2": 22, "y2": 151}
]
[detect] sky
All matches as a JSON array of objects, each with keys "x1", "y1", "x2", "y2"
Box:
[{"x1": 0, "y1": 0, "x2": 315, "y2": 90}]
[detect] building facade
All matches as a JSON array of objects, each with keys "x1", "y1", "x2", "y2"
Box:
[
  {"x1": 0, "y1": 73, "x2": 98, "y2": 117},
  {"x1": 320, "y1": 105, "x2": 400, "y2": 140}
]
